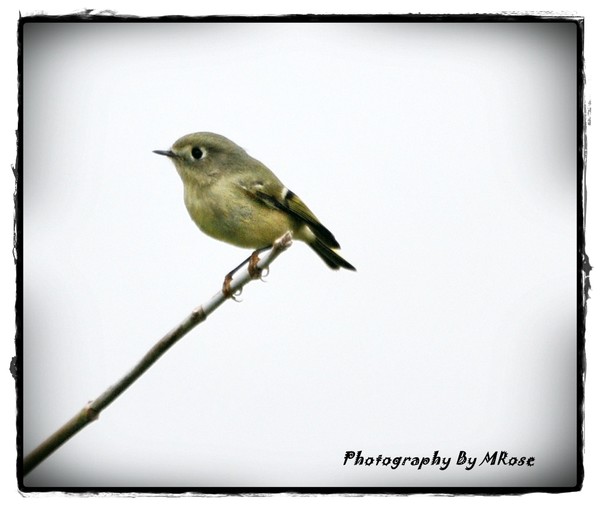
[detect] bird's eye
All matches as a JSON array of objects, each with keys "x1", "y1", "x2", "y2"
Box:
[{"x1": 191, "y1": 147, "x2": 203, "y2": 160}]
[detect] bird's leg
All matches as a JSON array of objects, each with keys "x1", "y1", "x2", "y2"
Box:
[{"x1": 222, "y1": 246, "x2": 271, "y2": 298}]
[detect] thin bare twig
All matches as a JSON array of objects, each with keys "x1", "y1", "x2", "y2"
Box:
[{"x1": 22, "y1": 232, "x2": 293, "y2": 476}]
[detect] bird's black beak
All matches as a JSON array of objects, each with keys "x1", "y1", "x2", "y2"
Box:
[{"x1": 153, "y1": 149, "x2": 176, "y2": 158}]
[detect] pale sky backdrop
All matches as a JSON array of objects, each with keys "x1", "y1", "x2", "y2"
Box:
[{"x1": 21, "y1": 20, "x2": 578, "y2": 488}]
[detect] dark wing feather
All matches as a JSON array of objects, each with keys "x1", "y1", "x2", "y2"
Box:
[{"x1": 238, "y1": 179, "x2": 340, "y2": 249}]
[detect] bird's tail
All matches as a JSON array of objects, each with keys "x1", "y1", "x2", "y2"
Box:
[{"x1": 309, "y1": 237, "x2": 356, "y2": 271}]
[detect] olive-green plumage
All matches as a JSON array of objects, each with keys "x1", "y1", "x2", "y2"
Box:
[{"x1": 154, "y1": 132, "x2": 355, "y2": 271}]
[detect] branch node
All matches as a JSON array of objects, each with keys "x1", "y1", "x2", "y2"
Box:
[
  {"x1": 274, "y1": 231, "x2": 293, "y2": 251},
  {"x1": 191, "y1": 305, "x2": 207, "y2": 323},
  {"x1": 85, "y1": 402, "x2": 100, "y2": 422}
]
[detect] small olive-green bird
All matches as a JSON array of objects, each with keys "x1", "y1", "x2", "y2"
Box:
[{"x1": 154, "y1": 132, "x2": 355, "y2": 273}]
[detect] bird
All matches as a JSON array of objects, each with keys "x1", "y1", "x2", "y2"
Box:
[{"x1": 154, "y1": 132, "x2": 355, "y2": 295}]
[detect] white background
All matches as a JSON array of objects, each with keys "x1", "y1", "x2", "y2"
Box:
[{"x1": 2, "y1": 0, "x2": 599, "y2": 503}]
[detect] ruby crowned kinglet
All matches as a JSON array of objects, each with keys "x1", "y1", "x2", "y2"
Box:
[{"x1": 154, "y1": 132, "x2": 355, "y2": 275}]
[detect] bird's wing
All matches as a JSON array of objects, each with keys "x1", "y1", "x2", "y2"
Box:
[{"x1": 237, "y1": 177, "x2": 340, "y2": 249}]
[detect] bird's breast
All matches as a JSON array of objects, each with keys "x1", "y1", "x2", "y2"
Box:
[{"x1": 183, "y1": 182, "x2": 296, "y2": 249}]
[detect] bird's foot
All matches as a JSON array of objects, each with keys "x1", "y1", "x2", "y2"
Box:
[
  {"x1": 248, "y1": 250, "x2": 263, "y2": 280},
  {"x1": 221, "y1": 246, "x2": 271, "y2": 299},
  {"x1": 222, "y1": 273, "x2": 242, "y2": 301},
  {"x1": 222, "y1": 272, "x2": 233, "y2": 298}
]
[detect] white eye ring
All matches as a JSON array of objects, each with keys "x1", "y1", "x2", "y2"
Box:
[{"x1": 191, "y1": 147, "x2": 203, "y2": 160}]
